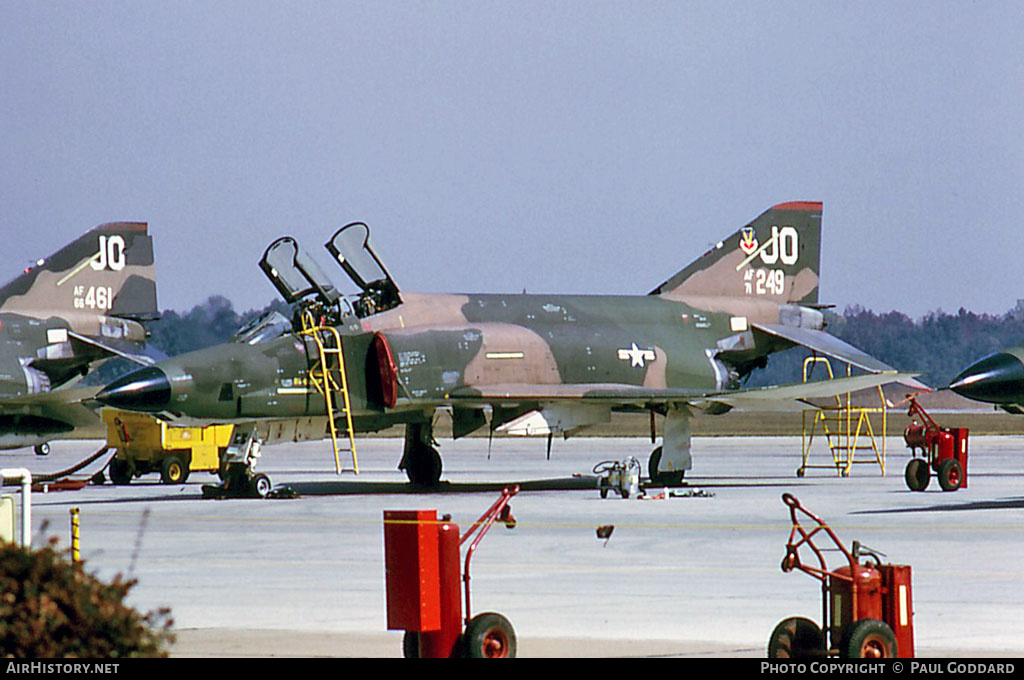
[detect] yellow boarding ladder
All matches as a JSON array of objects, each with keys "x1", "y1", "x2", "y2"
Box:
[
  {"x1": 799, "y1": 356, "x2": 887, "y2": 477},
  {"x1": 300, "y1": 311, "x2": 358, "y2": 474}
]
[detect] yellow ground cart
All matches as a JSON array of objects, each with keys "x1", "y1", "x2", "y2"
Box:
[{"x1": 102, "y1": 409, "x2": 234, "y2": 485}]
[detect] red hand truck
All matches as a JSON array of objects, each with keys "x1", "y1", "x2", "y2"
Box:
[
  {"x1": 768, "y1": 493, "x2": 914, "y2": 659},
  {"x1": 903, "y1": 396, "x2": 968, "y2": 491}
]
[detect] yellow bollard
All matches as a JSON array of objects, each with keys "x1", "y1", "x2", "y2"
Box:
[{"x1": 70, "y1": 507, "x2": 80, "y2": 563}]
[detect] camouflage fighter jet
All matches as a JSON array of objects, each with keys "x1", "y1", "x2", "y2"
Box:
[
  {"x1": 948, "y1": 345, "x2": 1024, "y2": 412},
  {"x1": 0, "y1": 222, "x2": 158, "y2": 453},
  {"x1": 96, "y1": 202, "x2": 916, "y2": 489}
]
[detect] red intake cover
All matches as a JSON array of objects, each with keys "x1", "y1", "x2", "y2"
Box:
[{"x1": 373, "y1": 332, "x2": 398, "y2": 409}]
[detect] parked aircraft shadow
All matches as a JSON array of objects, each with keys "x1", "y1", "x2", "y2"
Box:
[
  {"x1": 31, "y1": 486, "x2": 202, "y2": 508},
  {"x1": 283, "y1": 474, "x2": 812, "y2": 496},
  {"x1": 32, "y1": 474, "x2": 819, "y2": 505},
  {"x1": 854, "y1": 496, "x2": 1024, "y2": 514},
  {"x1": 285, "y1": 476, "x2": 597, "y2": 496},
  {"x1": 685, "y1": 476, "x2": 816, "y2": 489}
]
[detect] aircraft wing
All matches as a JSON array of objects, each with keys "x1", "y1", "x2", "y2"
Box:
[
  {"x1": 0, "y1": 385, "x2": 106, "y2": 446},
  {"x1": 752, "y1": 323, "x2": 929, "y2": 390},
  {"x1": 447, "y1": 372, "x2": 918, "y2": 409},
  {"x1": 443, "y1": 372, "x2": 915, "y2": 436}
]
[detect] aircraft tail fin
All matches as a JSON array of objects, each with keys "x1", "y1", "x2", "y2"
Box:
[
  {"x1": 650, "y1": 201, "x2": 822, "y2": 305},
  {"x1": 0, "y1": 222, "x2": 158, "y2": 319}
]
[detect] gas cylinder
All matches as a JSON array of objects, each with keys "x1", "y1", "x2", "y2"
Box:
[
  {"x1": 903, "y1": 422, "x2": 926, "y2": 451},
  {"x1": 829, "y1": 564, "x2": 883, "y2": 642},
  {"x1": 933, "y1": 430, "x2": 955, "y2": 462}
]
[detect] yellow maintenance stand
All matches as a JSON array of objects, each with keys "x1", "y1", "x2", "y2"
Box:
[
  {"x1": 102, "y1": 409, "x2": 234, "y2": 485},
  {"x1": 799, "y1": 357, "x2": 888, "y2": 477}
]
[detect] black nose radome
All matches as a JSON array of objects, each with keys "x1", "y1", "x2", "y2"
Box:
[
  {"x1": 96, "y1": 367, "x2": 172, "y2": 411},
  {"x1": 948, "y1": 352, "x2": 1024, "y2": 404}
]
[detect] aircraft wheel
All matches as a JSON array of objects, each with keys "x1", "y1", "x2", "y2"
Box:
[
  {"x1": 904, "y1": 458, "x2": 930, "y2": 491},
  {"x1": 222, "y1": 464, "x2": 250, "y2": 493},
  {"x1": 405, "y1": 446, "x2": 442, "y2": 487},
  {"x1": 402, "y1": 631, "x2": 420, "y2": 658},
  {"x1": 109, "y1": 457, "x2": 133, "y2": 485},
  {"x1": 648, "y1": 446, "x2": 685, "y2": 486},
  {"x1": 160, "y1": 456, "x2": 188, "y2": 484},
  {"x1": 217, "y1": 448, "x2": 230, "y2": 480},
  {"x1": 938, "y1": 458, "x2": 963, "y2": 491},
  {"x1": 250, "y1": 473, "x2": 272, "y2": 498},
  {"x1": 34, "y1": 443, "x2": 50, "y2": 456},
  {"x1": 463, "y1": 612, "x2": 516, "y2": 658},
  {"x1": 839, "y1": 619, "x2": 897, "y2": 658},
  {"x1": 767, "y1": 616, "x2": 825, "y2": 659}
]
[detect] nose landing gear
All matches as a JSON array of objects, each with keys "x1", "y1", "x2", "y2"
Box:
[{"x1": 202, "y1": 427, "x2": 274, "y2": 499}]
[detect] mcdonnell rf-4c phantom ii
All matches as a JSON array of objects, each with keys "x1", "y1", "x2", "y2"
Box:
[
  {"x1": 1, "y1": 222, "x2": 158, "y2": 453},
  {"x1": 97, "y1": 202, "x2": 917, "y2": 491}
]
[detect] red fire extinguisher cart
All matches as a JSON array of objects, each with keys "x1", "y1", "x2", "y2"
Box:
[
  {"x1": 768, "y1": 493, "x2": 915, "y2": 659},
  {"x1": 383, "y1": 485, "x2": 519, "y2": 658},
  {"x1": 903, "y1": 396, "x2": 968, "y2": 492}
]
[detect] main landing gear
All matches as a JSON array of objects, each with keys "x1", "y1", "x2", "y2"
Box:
[
  {"x1": 400, "y1": 421, "x2": 442, "y2": 487},
  {"x1": 647, "y1": 446, "x2": 686, "y2": 487},
  {"x1": 644, "y1": 405, "x2": 692, "y2": 487},
  {"x1": 397, "y1": 417, "x2": 685, "y2": 490}
]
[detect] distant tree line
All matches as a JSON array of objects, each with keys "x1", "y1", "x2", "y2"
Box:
[
  {"x1": 83, "y1": 296, "x2": 288, "y2": 385},
  {"x1": 146, "y1": 295, "x2": 289, "y2": 358},
  {"x1": 753, "y1": 302, "x2": 1024, "y2": 389},
  {"x1": 88, "y1": 296, "x2": 1024, "y2": 391}
]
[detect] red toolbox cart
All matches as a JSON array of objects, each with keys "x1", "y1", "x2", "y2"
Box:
[{"x1": 384, "y1": 485, "x2": 519, "y2": 658}]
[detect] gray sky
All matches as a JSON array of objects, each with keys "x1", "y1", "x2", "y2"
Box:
[{"x1": 2, "y1": 1, "x2": 1022, "y2": 318}]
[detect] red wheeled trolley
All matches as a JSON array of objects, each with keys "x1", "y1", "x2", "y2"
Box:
[
  {"x1": 383, "y1": 486, "x2": 519, "y2": 658},
  {"x1": 903, "y1": 396, "x2": 968, "y2": 492},
  {"x1": 768, "y1": 493, "x2": 915, "y2": 659}
]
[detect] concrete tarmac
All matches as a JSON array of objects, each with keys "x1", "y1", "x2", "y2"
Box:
[{"x1": 9, "y1": 434, "x2": 1024, "y2": 658}]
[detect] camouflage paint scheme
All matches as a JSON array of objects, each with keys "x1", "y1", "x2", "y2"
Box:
[
  {"x1": 98, "y1": 203, "x2": 913, "y2": 485},
  {"x1": 0, "y1": 222, "x2": 157, "y2": 450}
]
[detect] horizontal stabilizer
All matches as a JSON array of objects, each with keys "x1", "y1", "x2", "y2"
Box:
[
  {"x1": 67, "y1": 331, "x2": 155, "y2": 366},
  {"x1": 752, "y1": 323, "x2": 928, "y2": 390}
]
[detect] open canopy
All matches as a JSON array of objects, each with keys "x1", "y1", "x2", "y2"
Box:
[
  {"x1": 325, "y1": 222, "x2": 401, "y2": 316},
  {"x1": 259, "y1": 236, "x2": 340, "y2": 306}
]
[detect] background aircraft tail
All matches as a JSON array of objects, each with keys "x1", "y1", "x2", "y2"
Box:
[
  {"x1": 650, "y1": 201, "x2": 822, "y2": 305},
  {"x1": 0, "y1": 222, "x2": 157, "y2": 320}
]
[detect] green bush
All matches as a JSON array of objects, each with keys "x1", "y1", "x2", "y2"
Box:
[{"x1": 0, "y1": 537, "x2": 174, "y2": 658}]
